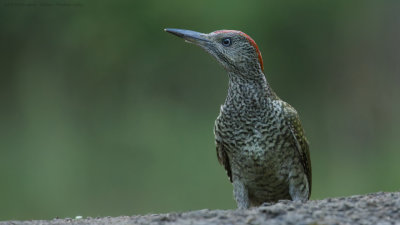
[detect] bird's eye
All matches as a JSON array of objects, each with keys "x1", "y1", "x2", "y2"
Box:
[{"x1": 222, "y1": 38, "x2": 232, "y2": 47}]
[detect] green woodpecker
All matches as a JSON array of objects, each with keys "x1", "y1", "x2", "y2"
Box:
[{"x1": 165, "y1": 28, "x2": 311, "y2": 209}]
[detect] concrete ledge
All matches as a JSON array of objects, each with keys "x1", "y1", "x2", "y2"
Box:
[{"x1": 2, "y1": 192, "x2": 400, "y2": 225}]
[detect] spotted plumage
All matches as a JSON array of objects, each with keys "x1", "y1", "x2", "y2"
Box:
[{"x1": 165, "y1": 28, "x2": 312, "y2": 209}]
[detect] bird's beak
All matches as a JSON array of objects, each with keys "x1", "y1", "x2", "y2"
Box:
[{"x1": 164, "y1": 28, "x2": 209, "y2": 45}]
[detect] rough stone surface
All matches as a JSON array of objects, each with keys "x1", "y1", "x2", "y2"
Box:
[{"x1": 2, "y1": 192, "x2": 400, "y2": 225}]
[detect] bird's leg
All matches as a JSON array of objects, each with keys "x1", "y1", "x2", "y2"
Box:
[
  {"x1": 233, "y1": 179, "x2": 250, "y2": 209},
  {"x1": 288, "y1": 169, "x2": 309, "y2": 201}
]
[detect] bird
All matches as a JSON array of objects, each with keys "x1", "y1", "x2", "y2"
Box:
[{"x1": 165, "y1": 28, "x2": 311, "y2": 209}]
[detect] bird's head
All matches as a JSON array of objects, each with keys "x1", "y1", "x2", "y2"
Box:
[{"x1": 165, "y1": 28, "x2": 264, "y2": 78}]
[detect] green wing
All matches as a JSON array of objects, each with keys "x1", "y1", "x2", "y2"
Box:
[
  {"x1": 283, "y1": 103, "x2": 312, "y2": 197},
  {"x1": 216, "y1": 140, "x2": 232, "y2": 182}
]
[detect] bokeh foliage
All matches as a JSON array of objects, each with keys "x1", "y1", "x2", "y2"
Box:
[{"x1": 1, "y1": 0, "x2": 399, "y2": 221}]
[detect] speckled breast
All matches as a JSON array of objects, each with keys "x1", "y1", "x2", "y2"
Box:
[{"x1": 214, "y1": 101, "x2": 296, "y2": 202}]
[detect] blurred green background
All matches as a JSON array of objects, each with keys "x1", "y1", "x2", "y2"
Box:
[{"x1": 1, "y1": 0, "x2": 400, "y2": 221}]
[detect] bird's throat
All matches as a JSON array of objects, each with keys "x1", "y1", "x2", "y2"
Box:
[{"x1": 225, "y1": 72, "x2": 272, "y2": 107}]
